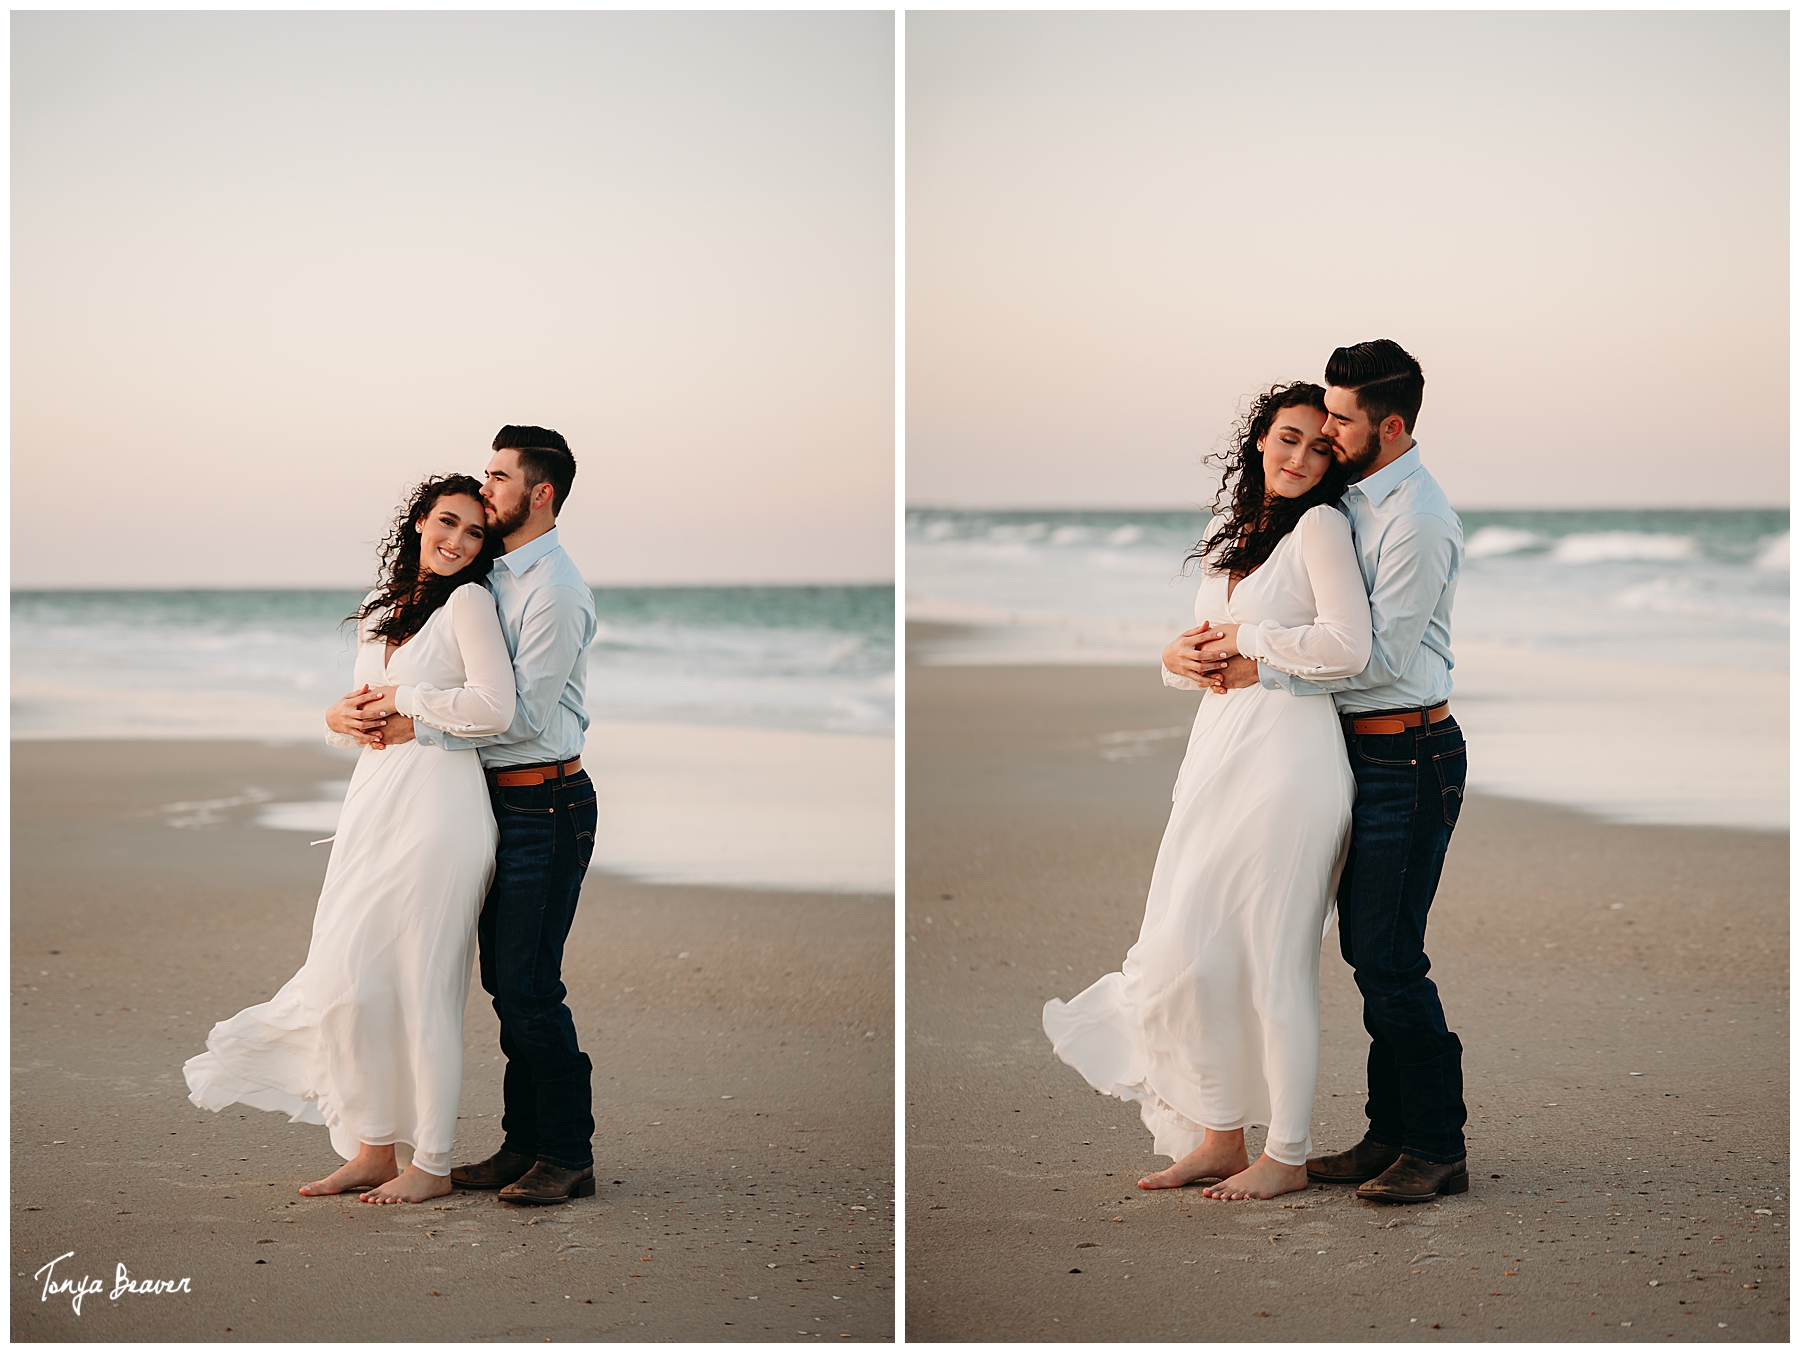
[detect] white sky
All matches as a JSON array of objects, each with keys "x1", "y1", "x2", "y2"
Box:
[
  {"x1": 907, "y1": 11, "x2": 1788, "y2": 510},
  {"x1": 14, "y1": 12, "x2": 894, "y2": 587}
]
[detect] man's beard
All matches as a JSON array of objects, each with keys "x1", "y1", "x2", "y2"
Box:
[
  {"x1": 488, "y1": 494, "x2": 531, "y2": 540},
  {"x1": 1336, "y1": 425, "x2": 1383, "y2": 475}
]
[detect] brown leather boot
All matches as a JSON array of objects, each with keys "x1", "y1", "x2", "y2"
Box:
[
  {"x1": 498, "y1": 1161, "x2": 597, "y2": 1205},
  {"x1": 1305, "y1": 1137, "x2": 1404, "y2": 1184},
  {"x1": 1356, "y1": 1154, "x2": 1469, "y2": 1204},
  {"x1": 449, "y1": 1147, "x2": 536, "y2": 1191}
]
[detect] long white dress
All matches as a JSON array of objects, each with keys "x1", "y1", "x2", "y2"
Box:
[
  {"x1": 184, "y1": 582, "x2": 517, "y2": 1175},
  {"x1": 1043, "y1": 504, "x2": 1372, "y2": 1167}
]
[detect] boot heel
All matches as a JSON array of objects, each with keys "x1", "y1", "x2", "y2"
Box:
[
  {"x1": 573, "y1": 1176, "x2": 597, "y2": 1198},
  {"x1": 1442, "y1": 1170, "x2": 1469, "y2": 1195}
]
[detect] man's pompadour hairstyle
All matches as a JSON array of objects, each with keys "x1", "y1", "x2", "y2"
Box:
[
  {"x1": 1324, "y1": 340, "x2": 1425, "y2": 434},
  {"x1": 492, "y1": 425, "x2": 576, "y2": 516}
]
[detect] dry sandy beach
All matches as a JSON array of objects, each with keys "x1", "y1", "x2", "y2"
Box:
[
  {"x1": 12, "y1": 740, "x2": 893, "y2": 1342},
  {"x1": 905, "y1": 660, "x2": 1787, "y2": 1343}
]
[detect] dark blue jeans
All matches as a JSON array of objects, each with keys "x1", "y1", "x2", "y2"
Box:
[
  {"x1": 1337, "y1": 713, "x2": 1468, "y2": 1165},
  {"x1": 479, "y1": 770, "x2": 598, "y2": 1171}
]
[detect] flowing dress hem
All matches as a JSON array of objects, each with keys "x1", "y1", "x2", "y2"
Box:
[
  {"x1": 183, "y1": 1050, "x2": 454, "y2": 1174},
  {"x1": 1044, "y1": 998, "x2": 1315, "y2": 1166}
]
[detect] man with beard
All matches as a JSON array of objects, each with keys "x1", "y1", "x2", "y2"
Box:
[
  {"x1": 373, "y1": 424, "x2": 601, "y2": 1204},
  {"x1": 1196, "y1": 340, "x2": 1469, "y2": 1203}
]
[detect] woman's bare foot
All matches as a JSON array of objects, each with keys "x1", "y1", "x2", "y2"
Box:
[
  {"x1": 361, "y1": 1164, "x2": 453, "y2": 1205},
  {"x1": 1200, "y1": 1153, "x2": 1309, "y2": 1200},
  {"x1": 298, "y1": 1153, "x2": 399, "y2": 1197},
  {"x1": 1139, "y1": 1134, "x2": 1251, "y2": 1190}
]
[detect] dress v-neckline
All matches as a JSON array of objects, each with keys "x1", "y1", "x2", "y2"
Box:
[
  {"x1": 1225, "y1": 561, "x2": 1264, "y2": 606},
  {"x1": 1224, "y1": 517, "x2": 1305, "y2": 607},
  {"x1": 381, "y1": 604, "x2": 437, "y2": 672}
]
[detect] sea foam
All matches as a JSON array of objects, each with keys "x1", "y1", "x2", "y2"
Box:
[
  {"x1": 1551, "y1": 531, "x2": 1697, "y2": 564},
  {"x1": 1465, "y1": 525, "x2": 1545, "y2": 558},
  {"x1": 907, "y1": 505, "x2": 1789, "y2": 829}
]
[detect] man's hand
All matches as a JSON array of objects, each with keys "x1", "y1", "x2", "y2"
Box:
[
  {"x1": 378, "y1": 715, "x2": 417, "y2": 748},
  {"x1": 1202, "y1": 654, "x2": 1261, "y2": 694},
  {"x1": 1162, "y1": 621, "x2": 1215, "y2": 683},
  {"x1": 325, "y1": 685, "x2": 384, "y2": 744}
]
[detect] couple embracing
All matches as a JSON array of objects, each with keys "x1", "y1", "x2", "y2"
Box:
[
  {"x1": 185, "y1": 425, "x2": 601, "y2": 1206},
  {"x1": 1044, "y1": 340, "x2": 1470, "y2": 1205}
]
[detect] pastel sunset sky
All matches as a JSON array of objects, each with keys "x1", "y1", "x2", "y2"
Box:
[
  {"x1": 908, "y1": 11, "x2": 1787, "y2": 509},
  {"x1": 15, "y1": 12, "x2": 894, "y2": 587}
]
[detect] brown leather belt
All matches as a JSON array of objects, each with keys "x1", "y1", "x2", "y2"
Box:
[
  {"x1": 1343, "y1": 703, "x2": 1451, "y2": 736},
  {"x1": 487, "y1": 757, "x2": 583, "y2": 787}
]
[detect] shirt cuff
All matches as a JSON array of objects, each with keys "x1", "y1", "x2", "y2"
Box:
[
  {"x1": 395, "y1": 685, "x2": 419, "y2": 717},
  {"x1": 1237, "y1": 623, "x2": 1264, "y2": 663}
]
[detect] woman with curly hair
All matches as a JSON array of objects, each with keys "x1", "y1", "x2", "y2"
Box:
[
  {"x1": 1043, "y1": 382, "x2": 1373, "y2": 1202},
  {"x1": 185, "y1": 474, "x2": 515, "y2": 1204}
]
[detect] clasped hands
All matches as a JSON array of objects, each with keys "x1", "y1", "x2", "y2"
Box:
[
  {"x1": 1160, "y1": 620, "x2": 1260, "y2": 694},
  {"x1": 325, "y1": 684, "x2": 416, "y2": 749}
]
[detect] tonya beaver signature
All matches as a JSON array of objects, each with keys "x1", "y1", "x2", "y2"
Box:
[{"x1": 32, "y1": 1251, "x2": 192, "y2": 1315}]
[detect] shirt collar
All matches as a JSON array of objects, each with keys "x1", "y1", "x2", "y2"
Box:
[
  {"x1": 1349, "y1": 443, "x2": 1423, "y2": 508},
  {"x1": 495, "y1": 525, "x2": 561, "y2": 577}
]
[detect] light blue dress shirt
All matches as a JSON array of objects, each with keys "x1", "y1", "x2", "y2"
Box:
[
  {"x1": 1259, "y1": 444, "x2": 1462, "y2": 714},
  {"x1": 413, "y1": 525, "x2": 596, "y2": 768}
]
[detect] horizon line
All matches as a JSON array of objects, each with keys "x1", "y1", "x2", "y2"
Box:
[
  {"x1": 904, "y1": 502, "x2": 1791, "y2": 514},
  {"x1": 10, "y1": 578, "x2": 898, "y2": 594}
]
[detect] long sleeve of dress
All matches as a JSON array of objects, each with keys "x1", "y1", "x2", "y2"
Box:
[
  {"x1": 1259, "y1": 509, "x2": 1456, "y2": 696},
  {"x1": 1236, "y1": 507, "x2": 1372, "y2": 680},
  {"x1": 394, "y1": 585, "x2": 518, "y2": 737},
  {"x1": 414, "y1": 582, "x2": 591, "y2": 751}
]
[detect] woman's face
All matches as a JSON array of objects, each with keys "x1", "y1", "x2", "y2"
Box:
[
  {"x1": 1258, "y1": 405, "x2": 1335, "y2": 499},
  {"x1": 416, "y1": 494, "x2": 488, "y2": 577}
]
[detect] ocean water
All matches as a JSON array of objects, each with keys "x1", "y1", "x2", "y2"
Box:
[
  {"x1": 12, "y1": 584, "x2": 895, "y2": 741},
  {"x1": 907, "y1": 507, "x2": 1789, "y2": 672},
  {"x1": 907, "y1": 506, "x2": 1787, "y2": 831}
]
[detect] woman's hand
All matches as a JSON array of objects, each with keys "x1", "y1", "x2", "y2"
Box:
[
  {"x1": 1162, "y1": 622, "x2": 1215, "y2": 682},
  {"x1": 1196, "y1": 623, "x2": 1242, "y2": 661},
  {"x1": 358, "y1": 685, "x2": 402, "y2": 720},
  {"x1": 326, "y1": 685, "x2": 384, "y2": 743}
]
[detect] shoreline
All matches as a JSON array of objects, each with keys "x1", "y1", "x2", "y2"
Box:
[
  {"x1": 12, "y1": 727, "x2": 897, "y2": 897},
  {"x1": 903, "y1": 663, "x2": 1787, "y2": 1342},
  {"x1": 905, "y1": 623, "x2": 1787, "y2": 833},
  {"x1": 11, "y1": 740, "x2": 895, "y2": 1341}
]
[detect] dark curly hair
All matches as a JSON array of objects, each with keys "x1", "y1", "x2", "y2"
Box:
[
  {"x1": 1187, "y1": 381, "x2": 1350, "y2": 579},
  {"x1": 350, "y1": 474, "x2": 501, "y2": 646}
]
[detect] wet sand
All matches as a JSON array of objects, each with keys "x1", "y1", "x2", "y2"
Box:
[
  {"x1": 905, "y1": 663, "x2": 1788, "y2": 1343},
  {"x1": 12, "y1": 740, "x2": 893, "y2": 1342}
]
